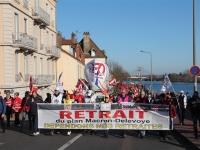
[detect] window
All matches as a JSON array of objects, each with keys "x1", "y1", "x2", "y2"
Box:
[
  {"x1": 91, "y1": 50, "x2": 96, "y2": 56},
  {"x1": 40, "y1": 58, "x2": 43, "y2": 74},
  {"x1": 51, "y1": 8, "x2": 53, "y2": 20},
  {"x1": 52, "y1": 61, "x2": 54, "y2": 75},
  {"x1": 34, "y1": 56, "x2": 37, "y2": 75},
  {"x1": 15, "y1": 52, "x2": 19, "y2": 75},
  {"x1": 14, "y1": 13, "x2": 19, "y2": 40},
  {"x1": 47, "y1": 59, "x2": 50, "y2": 74},
  {"x1": 52, "y1": 34, "x2": 54, "y2": 46},
  {"x1": 33, "y1": 22, "x2": 37, "y2": 38},
  {"x1": 24, "y1": 18, "x2": 27, "y2": 34},
  {"x1": 46, "y1": 3, "x2": 48, "y2": 13},
  {"x1": 24, "y1": 55, "x2": 28, "y2": 75},
  {"x1": 46, "y1": 31, "x2": 49, "y2": 45}
]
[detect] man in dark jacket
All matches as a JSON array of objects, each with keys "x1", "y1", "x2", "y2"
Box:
[
  {"x1": 187, "y1": 91, "x2": 200, "y2": 139},
  {"x1": 26, "y1": 90, "x2": 43, "y2": 136},
  {"x1": 0, "y1": 95, "x2": 6, "y2": 133}
]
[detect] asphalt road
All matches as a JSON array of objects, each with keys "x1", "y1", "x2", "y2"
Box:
[{"x1": 0, "y1": 121, "x2": 188, "y2": 150}]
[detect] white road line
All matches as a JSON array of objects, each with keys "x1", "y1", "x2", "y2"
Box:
[{"x1": 57, "y1": 134, "x2": 82, "y2": 150}]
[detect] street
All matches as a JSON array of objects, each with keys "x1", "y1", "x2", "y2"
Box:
[{"x1": 0, "y1": 121, "x2": 188, "y2": 150}]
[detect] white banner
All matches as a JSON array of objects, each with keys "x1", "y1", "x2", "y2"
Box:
[
  {"x1": 163, "y1": 74, "x2": 172, "y2": 89},
  {"x1": 38, "y1": 103, "x2": 169, "y2": 130}
]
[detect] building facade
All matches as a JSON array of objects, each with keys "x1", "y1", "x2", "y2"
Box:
[
  {"x1": 57, "y1": 32, "x2": 85, "y2": 91},
  {"x1": 0, "y1": 0, "x2": 60, "y2": 98}
]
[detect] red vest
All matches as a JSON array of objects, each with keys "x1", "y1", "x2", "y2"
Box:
[
  {"x1": 13, "y1": 96, "x2": 22, "y2": 112},
  {"x1": 74, "y1": 95, "x2": 84, "y2": 103},
  {"x1": 4, "y1": 97, "x2": 13, "y2": 108},
  {"x1": 21, "y1": 97, "x2": 30, "y2": 112}
]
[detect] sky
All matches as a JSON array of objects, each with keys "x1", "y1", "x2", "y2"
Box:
[{"x1": 56, "y1": 0, "x2": 200, "y2": 75}]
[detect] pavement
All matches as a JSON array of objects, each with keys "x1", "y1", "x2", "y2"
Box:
[
  {"x1": 0, "y1": 112, "x2": 197, "y2": 150},
  {"x1": 174, "y1": 110, "x2": 200, "y2": 150}
]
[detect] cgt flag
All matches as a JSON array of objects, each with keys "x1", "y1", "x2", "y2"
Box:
[
  {"x1": 57, "y1": 72, "x2": 64, "y2": 93},
  {"x1": 163, "y1": 74, "x2": 172, "y2": 89}
]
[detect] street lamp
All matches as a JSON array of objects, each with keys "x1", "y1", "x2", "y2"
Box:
[{"x1": 140, "y1": 50, "x2": 152, "y2": 94}]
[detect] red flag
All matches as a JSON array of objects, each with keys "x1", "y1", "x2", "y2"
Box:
[{"x1": 29, "y1": 75, "x2": 33, "y2": 92}]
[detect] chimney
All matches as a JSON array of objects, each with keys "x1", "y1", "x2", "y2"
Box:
[
  {"x1": 83, "y1": 32, "x2": 90, "y2": 53},
  {"x1": 71, "y1": 32, "x2": 75, "y2": 44},
  {"x1": 75, "y1": 44, "x2": 80, "y2": 59},
  {"x1": 56, "y1": 31, "x2": 62, "y2": 47}
]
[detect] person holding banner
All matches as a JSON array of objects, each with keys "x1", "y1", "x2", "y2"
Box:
[
  {"x1": 117, "y1": 89, "x2": 131, "y2": 138},
  {"x1": 50, "y1": 87, "x2": 63, "y2": 135},
  {"x1": 157, "y1": 93, "x2": 169, "y2": 140},
  {"x1": 187, "y1": 91, "x2": 200, "y2": 139},
  {"x1": 63, "y1": 94, "x2": 73, "y2": 136},
  {"x1": 136, "y1": 91, "x2": 149, "y2": 139},
  {"x1": 26, "y1": 90, "x2": 43, "y2": 136}
]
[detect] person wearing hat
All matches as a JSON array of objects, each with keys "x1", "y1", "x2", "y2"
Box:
[
  {"x1": 50, "y1": 87, "x2": 63, "y2": 135},
  {"x1": 177, "y1": 90, "x2": 187, "y2": 125},
  {"x1": 12, "y1": 92, "x2": 22, "y2": 127},
  {"x1": 26, "y1": 89, "x2": 43, "y2": 136}
]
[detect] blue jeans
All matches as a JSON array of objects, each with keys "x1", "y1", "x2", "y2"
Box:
[
  {"x1": 140, "y1": 130, "x2": 145, "y2": 136},
  {"x1": 32, "y1": 115, "x2": 39, "y2": 133},
  {"x1": 170, "y1": 118, "x2": 174, "y2": 129},
  {"x1": 21, "y1": 112, "x2": 32, "y2": 128},
  {"x1": 191, "y1": 114, "x2": 200, "y2": 137}
]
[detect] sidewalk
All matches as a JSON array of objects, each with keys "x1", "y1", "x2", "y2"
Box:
[{"x1": 174, "y1": 110, "x2": 200, "y2": 150}]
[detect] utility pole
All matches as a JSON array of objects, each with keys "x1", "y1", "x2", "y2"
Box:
[{"x1": 193, "y1": 0, "x2": 197, "y2": 91}]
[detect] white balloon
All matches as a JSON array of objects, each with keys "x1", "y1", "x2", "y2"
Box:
[{"x1": 84, "y1": 59, "x2": 109, "y2": 90}]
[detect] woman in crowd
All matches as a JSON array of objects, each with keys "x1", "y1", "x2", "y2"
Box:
[{"x1": 21, "y1": 91, "x2": 31, "y2": 130}]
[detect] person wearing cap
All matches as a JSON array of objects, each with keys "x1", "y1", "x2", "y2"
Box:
[
  {"x1": 177, "y1": 90, "x2": 187, "y2": 125},
  {"x1": 12, "y1": 92, "x2": 22, "y2": 127},
  {"x1": 26, "y1": 89, "x2": 43, "y2": 136},
  {"x1": 20, "y1": 91, "x2": 31, "y2": 131},
  {"x1": 50, "y1": 87, "x2": 63, "y2": 135},
  {"x1": 83, "y1": 90, "x2": 96, "y2": 135},
  {"x1": 187, "y1": 91, "x2": 200, "y2": 139}
]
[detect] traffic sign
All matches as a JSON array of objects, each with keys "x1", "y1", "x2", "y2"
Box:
[{"x1": 190, "y1": 65, "x2": 200, "y2": 76}]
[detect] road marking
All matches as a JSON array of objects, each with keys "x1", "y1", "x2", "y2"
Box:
[
  {"x1": 57, "y1": 134, "x2": 82, "y2": 150},
  {"x1": 0, "y1": 143, "x2": 5, "y2": 146}
]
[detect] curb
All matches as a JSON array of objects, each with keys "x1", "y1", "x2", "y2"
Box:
[{"x1": 173, "y1": 129, "x2": 200, "y2": 150}]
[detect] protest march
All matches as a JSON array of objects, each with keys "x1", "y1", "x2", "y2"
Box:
[{"x1": 0, "y1": 59, "x2": 196, "y2": 140}]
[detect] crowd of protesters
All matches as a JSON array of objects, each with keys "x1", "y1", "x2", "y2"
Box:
[{"x1": 0, "y1": 83, "x2": 200, "y2": 140}]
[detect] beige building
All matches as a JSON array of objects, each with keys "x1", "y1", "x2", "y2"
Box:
[
  {"x1": 57, "y1": 32, "x2": 85, "y2": 92},
  {"x1": 0, "y1": 0, "x2": 60, "y2": 98}
]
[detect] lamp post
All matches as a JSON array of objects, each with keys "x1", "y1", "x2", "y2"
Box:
[
  {"x1": 193, "y1": 0, "x2": 197, "y2": 91},
  {"x1": 140, "y1": 50, "x2": 152, "y2": 94}
]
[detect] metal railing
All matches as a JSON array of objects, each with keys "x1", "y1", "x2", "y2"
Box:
[
  {"x1": 23, "y1": 0, "x2": 28, "y2": 8},
  {"x1": 15, "y1": 74, "x2": 21, "y2": 82},
  {"x1": 25, "y1": 74, "x2": 55, "y2": 85},
  {"x1": 12, "y1": 32, "x2": 38, "y2": 50},
  {"x1": 32, "y1": 6, "x2": 50, "y2": 25},
  {"x1": 45, "y1": 45, "x2": 61, "y2": 57}
]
